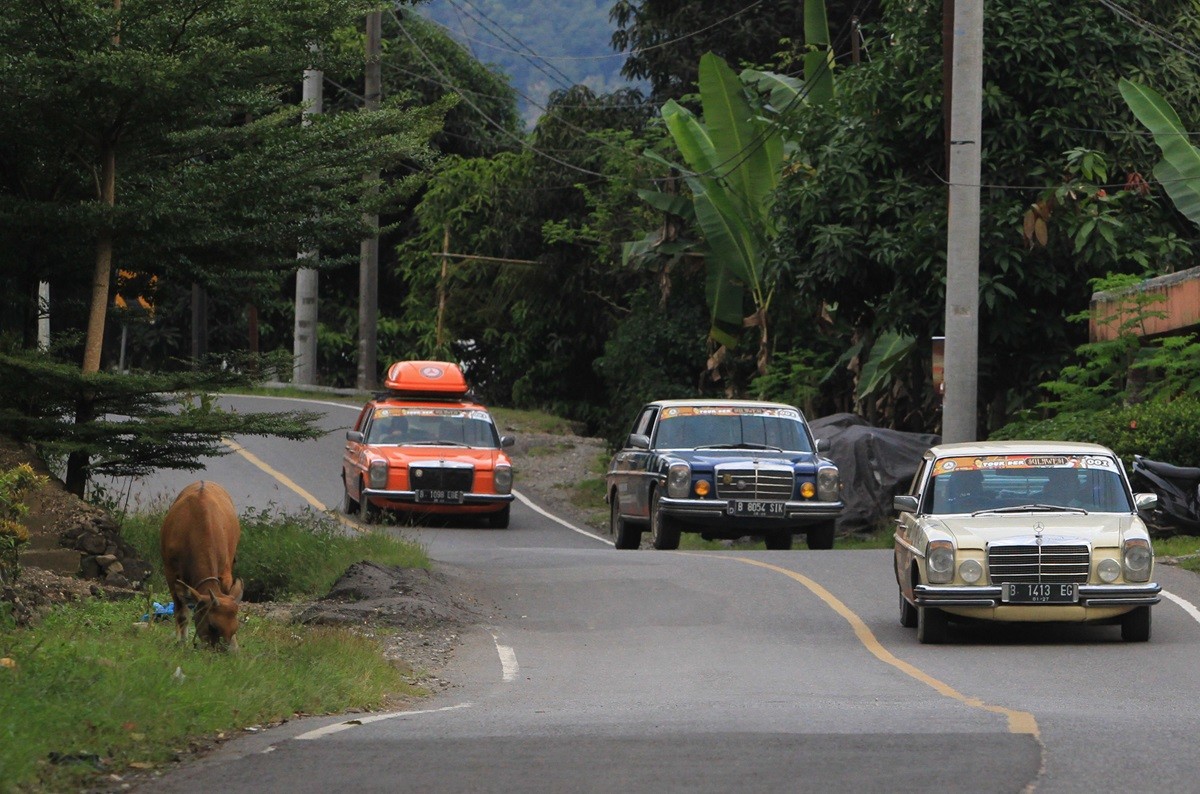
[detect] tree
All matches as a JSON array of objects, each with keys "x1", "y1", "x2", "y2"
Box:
[
  {"x1": 771, "y1": 0, "x2": 1200, "y2": 432},
  {"x1": 1119, "y1": 78, "x2": 1200, "y2": 230}
]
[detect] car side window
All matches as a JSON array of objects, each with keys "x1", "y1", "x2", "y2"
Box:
[
  {"x1": 353, "y1": 405, "x2": 372, "y2": 432},
  {"x1": 633, "y1": 408, "x2": 657, "y2": 439}
]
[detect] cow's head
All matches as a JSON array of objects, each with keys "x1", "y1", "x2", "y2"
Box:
[{"x1": 185, "y1": 579, "x2": 244, "y2": 651}]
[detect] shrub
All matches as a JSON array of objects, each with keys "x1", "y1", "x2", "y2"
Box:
[{"x1": 0, "y1": 463, "x2": 46, "y2": 585}]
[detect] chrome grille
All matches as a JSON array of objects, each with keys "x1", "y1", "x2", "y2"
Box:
[
  {"x1": 410, "y1": 465, "x2": 474, "y2": 492},
  {"x1": 713, "y1": 465, "x2": 794, "y2": 500},
  {"x1": 987, "y1": 542, "x2": 1090, "y2": 584}
]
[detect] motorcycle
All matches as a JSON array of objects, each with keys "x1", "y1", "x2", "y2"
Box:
[{"x1": 1131, "y1": 455, "x2": 1200, "y2": 535}]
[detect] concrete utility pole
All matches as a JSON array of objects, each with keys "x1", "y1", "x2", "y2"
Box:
[
  {"x1": 356, "y1": 11, "x2": 382, "y2": 390},
  {"x1": 942, "y1": 0, "x2": 983, "y2": 443},
  {"x1": 293, "y1": 60, "x2": 323, "y2": 385}
]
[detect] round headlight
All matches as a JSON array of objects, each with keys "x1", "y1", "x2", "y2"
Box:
[
  {"x1": 667, "y1": 463, "x2": 691, "y2": 498},
  {"x1": 1124, "y1": 540, "x2": 1153, "y2": 582},
  {"x1": 959, "y1": 558, "x2": 983, "y2": 584},
  {"x1": 1097, "y1": 558, "x2": 1121, "y2": 583},
  {"x1": 368, "y1": 460, "x2": 388, "y2": 488},
  {"x1": 927, "y1": 540, "x2": 955, "y2": 584},
  {"x1": 494, "y1": 464, "x2": 513, "y2": 495}
]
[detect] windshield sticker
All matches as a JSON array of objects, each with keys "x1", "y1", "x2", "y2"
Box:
[
  {"x1": 661, "y1": 406, "x2": 801, "y2": 420},
  {"x1": 933, "y1": 455, "x2": 1117, "y2": 475},
  {"x1": 375, "y1": 407, "x2": 468, "y2": 419}
]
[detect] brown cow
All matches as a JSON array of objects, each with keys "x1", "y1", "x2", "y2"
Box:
[{"x1": 160, "y1": 481, "x2": 244, "y2": 651}]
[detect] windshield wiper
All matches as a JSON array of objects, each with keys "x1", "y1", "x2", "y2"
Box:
[
  {"x1": 972, "y1": 504, "x2": 1089, "y2": 516},
  {"x1": 694, "y1": 444, "x2": 738, "y2": 450},
  {"x1": 736, "y1": 443, "x2": 784, "y2": 451}
]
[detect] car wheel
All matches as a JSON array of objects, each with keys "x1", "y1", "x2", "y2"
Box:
[
  {"x1": 1120, "y1": 606, "x2": 1152, "y2": 642},
  {"x1": 650, "y1": 490, "x2": 681, "y2": 550},
  {"x1": 611, "y1": 493, "x2": 642, "y2": 550},
  {"x1": 917, "y1": 606, "x2": 948, "y2": 644},
  {"x1": 487, "y1": 504, "x2": 511, "y2": 529},
  {"x1": 764, "y1": 532, "x2": 793, "y2": 550},
  {"x1": 899, "y1": 588, "x2": 918, "y2": 628},
  {"x1": 341, "y1": 473, "x2": 360, "y2": 515},
  {"x1": 360, "y1": 480, "x2": 380, "y2": 524},
  {"x1": 805, "y1": 521, "x2": 835, "y2": 550}
]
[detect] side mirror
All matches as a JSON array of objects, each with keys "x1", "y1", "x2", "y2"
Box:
[
  {"x1": 628, "y1": 433, "x2": 650, "y2": 450},
  {"x1": 1134, "y1": 492, "x2": 1158, "y2": 512},
  {"x1": 893, "y1": 495, "x2": 919, "y2": 514},
  {"x1": 500, "y1": 435, "x2": 515, "y2": 448},
  {"x1": 346, "y1": 430, "x2": 364, "y2": 443},
  {"x1": 815, "y1": 437, "x2": 830, "y2": 453}
]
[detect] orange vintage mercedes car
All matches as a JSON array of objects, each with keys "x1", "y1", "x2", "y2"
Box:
[{"x1": 340, "y1": 361, "x2": 515, "y2": 527}]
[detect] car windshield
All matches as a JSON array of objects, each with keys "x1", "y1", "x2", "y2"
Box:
[
  {"x1": 654, "y1": 407, "x2": 812, "y2": 452},
  {"x1": 367, "y1": 408, "x2": 500, "y2": 448},
  {"x1": 926, "y1": 454, "x2": 1133, "y2": 515}
]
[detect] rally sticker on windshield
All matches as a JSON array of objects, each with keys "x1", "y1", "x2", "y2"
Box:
[
  {"x1": 661, "y1": 406, "x2": 801, "y2": 420},
  {"x1": 933, "y1": 455, "x2": 1117, "y2": 475},
  {"x1": 374, "y1": 407, "x2": 469, "y2": 419}
]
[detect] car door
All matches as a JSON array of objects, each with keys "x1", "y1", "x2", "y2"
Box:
[
  {"x1": 894, "y1": 455, "x2": 933, "y2": 591},
  {"x1": 344, "y1": 404, "x2": 374, "y2": 497},
  {"x1": 611, "y1": 406, "x2": 658, "y2": 521}
]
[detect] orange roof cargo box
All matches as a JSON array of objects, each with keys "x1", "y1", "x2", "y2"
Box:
[{"x1": 383, "y1": 360, "x2": 469, "y2": 396}]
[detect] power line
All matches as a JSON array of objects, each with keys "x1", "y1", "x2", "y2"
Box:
[
  {"x1": 1096, "y1": 0, "x2": 1200, "y2": 66},
  {"x1": 449, "y1": 0, "x2": 575, "y2": 91}
]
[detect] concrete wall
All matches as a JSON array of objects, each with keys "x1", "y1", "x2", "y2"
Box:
[{"x1": 1089, "y1": 266, "x2": 1200, "y2": 342}]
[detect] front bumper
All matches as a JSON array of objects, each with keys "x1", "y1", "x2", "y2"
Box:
[
  {"x1": 658, "y1": 496, "x2": 842, "y2": 522},
  {"x1": 362, "y1": 488, "x2": 514, "y2": 506},
  {"x1": 914, "y1": 582, "x2": 1162, "y2": 608}
]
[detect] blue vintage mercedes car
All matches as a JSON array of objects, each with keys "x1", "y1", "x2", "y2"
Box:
[{"x1": 606, "y1": 400, "x2": 844, "y2": 550}]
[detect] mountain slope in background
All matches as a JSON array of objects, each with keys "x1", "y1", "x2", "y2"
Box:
[{"x1": 416, "y1": 0, "x2": 641, "y2": 124}]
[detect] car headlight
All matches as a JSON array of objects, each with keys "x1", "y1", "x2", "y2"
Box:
[
  {"x1": 494, "y1": 464, "x2": 513, "y2": 495},
  {"x1": 368, "y1": 460, "x2": 388, "y2": 488},
  {"x1": 958, "y1": 558, "x2": 983, "y2": 584},
  {"x1": 1097, "y1": 558, "x2": 1121, "y2": 583},
  {"x1": 1123, "y1": 539, "x2": 1153, "y2": 583},
  {"x1": 667, "y1": 463, "x2": 691, "y2": 498},
  {"x1": 817, "y1": 467, "x2": 840, "y2": 502},
  {"x1": 926, "y1": 540, "x2": 955, "y2": 584}
]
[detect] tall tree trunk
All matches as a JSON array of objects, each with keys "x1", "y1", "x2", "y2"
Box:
[{"x1": 82, "y1": 142, "x2": 116, "y2": 374}]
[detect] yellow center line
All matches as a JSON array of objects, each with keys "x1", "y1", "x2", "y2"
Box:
[
  {"x1": 221, "y1": 439, "x2": 364, "y2": 533},
  {"x1": 725, "y1": 555, "x2": 1040, "y2": 738}
]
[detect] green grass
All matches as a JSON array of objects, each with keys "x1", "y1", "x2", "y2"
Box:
[
  {"x1": 0, "y1": 599, "x2": 417, "y2": 792},
  {"x1": 120, "y1": 506, "x2": 428, "y2": 600},
  {"x1": 1151, "y1": 535, "x2": 1200, "y2": 575},
  {"x1": 490, "y1": 407, "x2": 585, "y2": 436}
]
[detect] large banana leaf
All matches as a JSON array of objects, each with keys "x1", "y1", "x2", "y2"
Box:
[
  {"x1": 698, "y1": 53, "x2": 781, "y2": 210},
  {"x1": 740, "y1": 69, "x2": 805, "y2": 112},
  {"x1": 803, "y1": 0, "x2": 834, "y2": 104},
  {"x1": 1119, "y1": 78, "x2": 1200, "y2": 228},
  {"x1": 660, "y1": 99, "x2": 720, "y2": 177},
  {"x1": 856, "y1": 332, "x2": 917, "y2": 401}
]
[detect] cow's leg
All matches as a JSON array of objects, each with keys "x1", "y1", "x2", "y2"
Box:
[{"x1": 171, "y1": 591, "x2": 189, "y2": 643}]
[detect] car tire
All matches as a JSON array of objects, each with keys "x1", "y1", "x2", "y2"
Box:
[
  {"x1": 805, "y1": 521, "x2": 835, "y2": 550},
  {"x1": 917, "y1": 606, "x2": 948, "y2": 644},
  {"x1": 341, "y1": 473, "x2": 360, "y2": 515},
  {"x1": 764, "y1": 532, "x2": 793, "y2": 550},
  {"x1": 1120, "y1": 605, "x2": 1152, "y2": 642},
  {"x1": 650, "y1": 490, "x2": 681, "y2": 550},
  {"x1": 487, "y1": 504, "x2": 511, "y2": 529},
  {"x1": 899, "y1": 588, "x2": 918, "y2": 628},
  {"x1": 360, "y1": 480, "x2": 381, "y2": 524},
  {"x1": 611, "y1": 493, "x2": 642, "y2": 550}
]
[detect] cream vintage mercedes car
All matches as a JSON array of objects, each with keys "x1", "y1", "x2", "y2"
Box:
[{"x1": 893, "y1": 441, "x2": 1161, "y2": 644}]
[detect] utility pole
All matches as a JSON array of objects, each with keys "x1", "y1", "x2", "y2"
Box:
[
  {"x1": 293, "y1": 58, "x2": 322, "y2": 385},
  {"x1": 357, "y1": 11, "x2": 382, "y2": 390},
  {"x1": 942, "y1": 0, "x2": 983, "y2": 442}
]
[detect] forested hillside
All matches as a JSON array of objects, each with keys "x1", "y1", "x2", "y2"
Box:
[{"x1": 417, "y1": 0, "x2": 637, "y2": 124}]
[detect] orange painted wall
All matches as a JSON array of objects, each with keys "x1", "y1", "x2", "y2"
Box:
[{"x1": 1089, "y1": 266, "x2": 1200, "y2": 342}]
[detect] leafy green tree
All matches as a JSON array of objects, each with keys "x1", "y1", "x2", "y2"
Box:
[
  {"x1": 772, "y1": 0, "x2": 1200, "y2": 433},
  {"x1": 1120, "y1": 78, "x2": 1200, "y2": 229}
]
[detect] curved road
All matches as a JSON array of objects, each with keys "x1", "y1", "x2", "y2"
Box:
[{"x1": 131, "y1": 396, "x2": 1200, "y2": 793}]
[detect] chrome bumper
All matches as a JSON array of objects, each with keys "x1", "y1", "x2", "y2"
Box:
[
  {"x1": 658, "y1": 496, "x2": 842, "y2": 521},
  {"x1": 362, "y1": 488, "x2": 514, "y2": 506},
  {"x1": 914, "y1": 582, "x2": 1162, "y2": 608}
]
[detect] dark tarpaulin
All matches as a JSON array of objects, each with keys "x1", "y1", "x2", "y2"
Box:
[{"x1": 809, "y1": 413, "x2": 940, "y2": 535}]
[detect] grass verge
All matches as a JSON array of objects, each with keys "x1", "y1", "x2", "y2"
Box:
[
  {"x1": 0, "y1": 599, "x2": 417, "y2": 792},
  {"x1": 1, "y1": 507, "x2": 431, "y2": 792}
]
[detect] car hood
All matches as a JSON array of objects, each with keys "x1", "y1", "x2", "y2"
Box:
[
  {"x1": 922, "y1": 512, "x2": 1139, "y2": 550},
  {"x1": 372, "y1": 446, "x2": 507, "y2": 470},
  {"x1": 667, "y1": 450, "x2": 822, "y2": 471}
]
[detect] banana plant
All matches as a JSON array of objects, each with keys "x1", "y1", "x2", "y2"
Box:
[{"x1": 1118, "y1": 78, "x2": 1200, "y2": 229}]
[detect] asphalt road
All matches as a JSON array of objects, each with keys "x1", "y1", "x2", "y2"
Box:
[{"x1": 132, "y1": 396, "x2": 1200, "y2": 793}]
